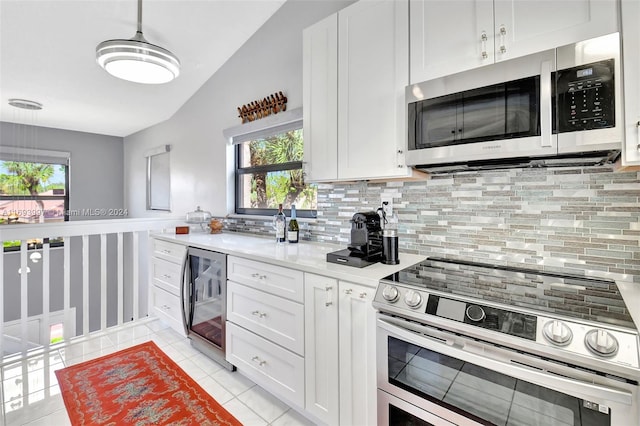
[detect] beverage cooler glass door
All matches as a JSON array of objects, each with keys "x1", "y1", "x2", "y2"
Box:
[{"x1": 185, "y1": 247, "x2": 226, "y2": 350}]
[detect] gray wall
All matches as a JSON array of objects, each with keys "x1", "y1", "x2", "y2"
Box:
[
  {"x1": 124, "y1": 0, "x2": 355, "y2": 218},
  {"x1": 0, "y1": 121, "x2": 124, "y2": 219}
]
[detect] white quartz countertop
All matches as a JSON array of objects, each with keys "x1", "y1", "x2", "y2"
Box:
[{"x1": 153, "y1": 231, "x2": 426, "y2": 288}]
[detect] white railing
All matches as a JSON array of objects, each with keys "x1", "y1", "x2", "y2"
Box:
[{"x1": 0, "y1": 218, "x2": 184, "y2": 360}]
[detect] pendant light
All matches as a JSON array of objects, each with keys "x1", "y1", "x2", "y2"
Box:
[{"x1": 96, "y1": 0, "x2": 180, "y2": 84}]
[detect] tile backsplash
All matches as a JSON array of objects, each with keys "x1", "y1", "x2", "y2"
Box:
[{"x1": 225, "y1": 165, "x2": 640, "y2": 283}]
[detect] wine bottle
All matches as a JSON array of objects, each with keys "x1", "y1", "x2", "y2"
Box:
[
  {"x1": 275, "y1": 203, "x2": 286, "y2": 243},
  {"x1": 288, "y1": 204, "x2": 299, "y2": 243}
]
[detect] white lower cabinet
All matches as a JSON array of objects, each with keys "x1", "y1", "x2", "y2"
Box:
[
  {"x1": 226, "y1": 321, "x2": 305, "y2": 406},
  {"x1": 149, "y1": 239, "x2": 186, "y2": 336},
  {"x1": 225, "y1": 256, "x2": 306, "y2": 410},
  {"x1": 338, "y1": 281, "x2": 376, "y2": 426},
  {"x1": 304, "y1": 273, "x2": 377, "y2": 425},
  {"x1": 304, "y1": 274, "x2": 340, "y2": 424}
]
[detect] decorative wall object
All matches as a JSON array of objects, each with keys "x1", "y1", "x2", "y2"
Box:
[{"x1": 237, "y1": 91, "x2": 287, "y2": 123}]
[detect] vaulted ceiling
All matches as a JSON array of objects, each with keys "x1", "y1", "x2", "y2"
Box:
[{"x1": 0, "y1": 0, "x2": 286, "y2": 137}]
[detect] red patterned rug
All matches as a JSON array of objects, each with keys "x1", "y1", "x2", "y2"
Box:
[{"x1": 55, "y1": 341, "x2": 241, "y2": 425}]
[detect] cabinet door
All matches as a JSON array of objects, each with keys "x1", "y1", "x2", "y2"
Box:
[
  {"x1": 337, "y1": 0, "x2": 409, "y2": 180},
  {"x1": 304, "y1": 273, "x2": 339, "y2": 425},
  {"x1": 409, "y1": 0, "x2": 494, "y2": 83},
  {"x1": 622, "y1": 0, "x2": 640, "y2": 166},
  {"x1": 303, "y1": 13, "x2": 338, "y2": 182},
  {"x1": 494, "y1": 0, "x2": 619, "y2": 62},
  {"x1": 338, "y1": 281, "x2": 376, "y2": 426}
]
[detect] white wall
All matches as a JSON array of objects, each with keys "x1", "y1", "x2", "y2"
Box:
[
  {"x1": 0, "y1": 122, "x2": 124, "y2": 219},
  {"x1": 124, "y1": 0, "x2": 355, "y2": 218}
]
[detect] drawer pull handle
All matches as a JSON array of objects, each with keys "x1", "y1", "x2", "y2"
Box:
[
  {"x1": 162, "y1": 274, "x2": 171, "y2": 279},
  {"x1": 162, "y1": 304, "x2": 171, "y2": 310},
  {"x1": 359, "y1": 292, "x2": 367, "y2": 299},
  {"x1": 162, "y1": 249, "x2": 171, "y2": 254},
  {"x1": 252, "y1": 310, "x2": 267, "y2": 318},
  {"x1": 251, "y1": 273, "x2": 267, "y2": 280},
  {"x1": 344, "y1": 289, "x2": 352, "y2": 295},
  {"x1": 252, "y1": 356, "x2": 267, "y2": 366}
]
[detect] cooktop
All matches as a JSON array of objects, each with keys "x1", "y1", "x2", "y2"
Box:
[{"x1": 380, "y1": 257, "x2": 635, "y2": 330}]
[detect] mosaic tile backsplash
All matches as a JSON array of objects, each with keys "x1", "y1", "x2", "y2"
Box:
[{"x1": 224, "y1": 165, "x2": 640, "y2": 283}]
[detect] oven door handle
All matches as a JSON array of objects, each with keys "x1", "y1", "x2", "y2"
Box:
[{"x1": 377, "y1": 317, "x2": 634, "y2": 407}]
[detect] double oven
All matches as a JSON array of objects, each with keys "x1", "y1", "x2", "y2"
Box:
[{"x1": 373, "y1": 258, "x2": 640, "y2": 425}]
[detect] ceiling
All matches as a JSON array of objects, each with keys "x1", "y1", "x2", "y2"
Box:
[{"x1": 0, "y1": 0, "x2": 286, "y2": 137}]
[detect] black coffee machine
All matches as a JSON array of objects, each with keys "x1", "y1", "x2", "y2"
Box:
[{"x1": 326, "y1": 211, "x2": 383, "y2": 268}]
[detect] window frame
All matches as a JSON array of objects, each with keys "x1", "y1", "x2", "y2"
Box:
[{"x1": 224, "y1": 108, "x2": 317, "y2": 219}]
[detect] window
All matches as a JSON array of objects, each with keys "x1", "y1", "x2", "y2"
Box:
[
  {"x1": 231, "y1": 110, "x2": 317, "y2": 217},
  {"x1": 1, "y1": 148, "x2": 69, "y2": 248},
  {"x1": 0, "y1": 156, "x2": 69, "y2": 225}
]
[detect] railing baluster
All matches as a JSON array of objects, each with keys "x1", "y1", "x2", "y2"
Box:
[
  {"x1": 20, "y1": 240, "x2": 28, "y2": 354},
  {"x1": 64, "y1": 236, "x2": 71, "y2": 341},
  {"x1": 42, "y1": 241, "x2": 50, "y2": 349},
  {"x1": 132, "y1": 231, "x2": 140, "y2": 321},
  {"x1": 82, "y1": 234, "x2": 89, "y2": 335},
  {"x1": 117, "y1": 232, "x2": 124, "y2": 326},
  {"x1": 100, "y1": 233, "x2": 107, "y2": 331}
]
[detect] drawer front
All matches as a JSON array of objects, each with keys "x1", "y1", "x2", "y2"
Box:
[
  {"x1": 226, "y1": 322, "x2": 304, "y2": 407},
  {"x1": 227, "y1": 256, "x2": 303, "y2": 302},
  {"x1": 227, "y1": 282, "x2": 304, "y2": 355},
  {"x1": 152, "y1": 258, "x2": 182, "y2": 296},
  {"x1": 153, "y1": 286, "x2": 184, "y2": 334},
  {"x1": 153, "y1": 239, "x2": 186, "y2": 264}
]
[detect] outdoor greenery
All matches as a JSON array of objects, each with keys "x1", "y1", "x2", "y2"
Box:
[{"x1": 246, "y1": 129, "x2": 316, "y2": 210}]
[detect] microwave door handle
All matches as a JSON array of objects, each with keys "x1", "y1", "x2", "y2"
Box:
[{"x1": 540, "y1": 60, "x2": 553, "y2": 148}]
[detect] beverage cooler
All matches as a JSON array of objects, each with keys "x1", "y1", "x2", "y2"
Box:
[{"x1": 181, "y1": 246, "x2": 234, "y2": 370}]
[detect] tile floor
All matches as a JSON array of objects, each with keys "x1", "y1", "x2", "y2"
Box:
[{"x1": 0, "y1": 318, "x2": 314, "y2": 426}]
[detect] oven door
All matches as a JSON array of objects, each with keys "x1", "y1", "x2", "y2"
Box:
[{"x1": 377, "y1": 314, "x2": 638, "y2": 426}]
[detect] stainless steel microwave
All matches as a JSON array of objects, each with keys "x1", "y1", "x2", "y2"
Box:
[{"x1": 406, "y1": 33, "x2": 622, "y2": 172}]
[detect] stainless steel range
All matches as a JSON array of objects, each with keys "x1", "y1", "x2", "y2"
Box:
[{"x1": 373, "y1": 257, "x2": 640, "y2": 426}]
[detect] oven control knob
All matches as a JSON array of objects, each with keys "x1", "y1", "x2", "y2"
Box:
[
  {"x1": 585, "y1": 329, "x2": 619, "y2": 357},
  {"x1": 381, "y1": 285, "x2": 399, "y2": 303},
  {"x1": 543, "y1": 320, "x2": 573, "y2": 346},
  {"x1": 403, "y1": 290, "x2": 422, "y2": 309}
]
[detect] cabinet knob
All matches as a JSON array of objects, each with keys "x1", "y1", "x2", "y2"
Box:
[
  {"x1": 480, "y1": 31, "x2": 488, "y2": 60},
  {"x1": 499, "y1": 26, "x2": 507, "y2": 54},
  {"x1": 325, "y1": 285, "x2": 334, "y2": 306}
]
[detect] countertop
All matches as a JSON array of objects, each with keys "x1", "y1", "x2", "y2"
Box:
[{"x1": 152, "y1": 231, "x2": 426, "y2": 288}]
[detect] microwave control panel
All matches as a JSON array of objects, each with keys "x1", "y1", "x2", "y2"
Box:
[{"x1": 556, "y1": 59, "x2": 615, "y2": 133}]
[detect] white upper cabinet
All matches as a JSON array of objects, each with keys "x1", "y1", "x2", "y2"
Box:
[
  {"x1": 337, "y1": 0, "x2": 409, "y2": 180},
  {"x1": 303, "y1": 14, "x2": 338, "y2": 182},
  {"x1": 409, "y1": 0, "x2": 493, "y2": 84},
  {"x1": 410, "y1": 0, "x2": 619, "y2": 83},
  {"x1": 303, "y1": 0, "x2": 411, "y2": 182},
  {"x1": 621, "y1": 0, "x2": 640, "y2": 166}
]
